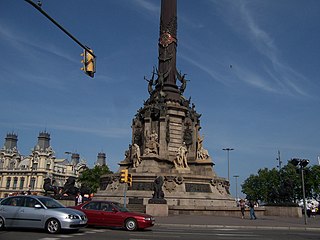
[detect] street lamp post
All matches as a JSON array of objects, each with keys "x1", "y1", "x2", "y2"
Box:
[
  {"x1": 290, "y1": 158, "x2": 310, "y2": 225},
  {"x1": 233, "y1": 175, "x2": 239, "y2": 200},
  {"x1": 223, "y1": 148, "x2": 234, "y2": 181}
]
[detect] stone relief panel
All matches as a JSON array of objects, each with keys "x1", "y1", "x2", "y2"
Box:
[
  {"x1": 163, "y1": 176, "x2": 176, "y2": 193},
  {"x1": 143, "y1": 130, "x2": 159, "y2": 156},
  {"x1": 210, "y1": 179, "x2": 230, "y2": 195},
  {"x1": 185, "y1": 183, "x2": 211, "y2": 193}
]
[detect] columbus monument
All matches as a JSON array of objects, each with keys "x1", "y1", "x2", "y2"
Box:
[{"x1": 96, "y1": 0, "x2": 234, "y2": 212}]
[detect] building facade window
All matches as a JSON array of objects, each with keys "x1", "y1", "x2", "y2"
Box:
[
  {"x1": 6, "y1": 177, "x2": 11, "y2": 189},
  {"x1": 13, "y1": 177, "x2": 18, "y2": 189},
  {"x1": 32, "y1": 163, "x2": 38, "y2": 170},
  {"x1": 19, "y1": 177, "x2": 25, "y2": 190},
  {"x1": 30, "y1": 177, "x2": 36, "y2": 190}
]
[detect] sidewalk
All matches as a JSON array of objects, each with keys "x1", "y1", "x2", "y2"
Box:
[{"x1": 155, "y1": 215, "x2": 320, "y2": 231}]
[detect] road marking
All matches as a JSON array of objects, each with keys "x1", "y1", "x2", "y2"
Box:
[
  {"x1": 89, "y1": 229, "x2": 108, "y2": 232},
  {"x1": 39, "y1": 238, "x2": 60, "y2": 240},
  {"x1": 216, "y1": 233, "x2": 259, "y2": 237}
]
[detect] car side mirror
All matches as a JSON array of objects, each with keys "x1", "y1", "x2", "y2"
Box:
[{"x1": 34, "y1": 204, "x2": 42, "y2": 208}]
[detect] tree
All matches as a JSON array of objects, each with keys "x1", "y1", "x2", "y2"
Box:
[
  {"x1": 242, "y1": 162, "x2": 320, "y2": 204},
  {"x1": 242, "y1": 168, "x2": 280, "y2": 203},
  {"x1": 77, "y1": 165, "x2": 112, "y2": 193},
  {"x1": 307, "y1": 165, "x2": 320, "y2": 199}
]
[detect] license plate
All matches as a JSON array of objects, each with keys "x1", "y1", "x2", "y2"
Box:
[{"x1": 80, "y1": 220, "x2": 86, "y2": 224}]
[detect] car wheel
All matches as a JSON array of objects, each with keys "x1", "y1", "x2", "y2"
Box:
[
  {"x1": 0, "y1": 217, "x2": 5, "y2": 230},
  {"x1": 125, "y1": 218, "x2": 137, "y2": 231},
  {"x1": 46, "y1": 218, "x2": 61, "y2": 234}
]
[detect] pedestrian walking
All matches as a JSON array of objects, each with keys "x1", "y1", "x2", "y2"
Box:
[
  {"x1": 75, "y1": 192, "x2": 83, "y2": 206},
  {"x1": 249, "y1": 200, "x2": 257, "y2": 220},
  {"x1": 239, "y1": 199, "x2": 245, "y2": 219},
  {"x1": 306, "y1": 201, "x2": 312, "y2": 218},
  {"x1": 311, "y1": 203, "x2": 316, "y2": 218}
]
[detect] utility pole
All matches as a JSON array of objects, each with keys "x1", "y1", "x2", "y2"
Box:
[{"x1": 25, "y1": 0, "x2": 96, "y2": 77}]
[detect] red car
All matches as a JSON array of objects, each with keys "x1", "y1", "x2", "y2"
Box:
[{"x1": 71, "y1": 200, "x2": 154, "y2": 231}]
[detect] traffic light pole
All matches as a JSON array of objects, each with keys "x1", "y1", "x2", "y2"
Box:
[
  {"x1": 123, "y1": 183, "x2": 127, "y2": 208},
  {"x1": 25, "y1": 0, "x2": 95, "y2": 58}
]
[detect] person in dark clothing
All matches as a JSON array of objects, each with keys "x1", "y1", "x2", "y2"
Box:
[{"x1": 249, "y1": 200, "x2": 257, "y2": 220}]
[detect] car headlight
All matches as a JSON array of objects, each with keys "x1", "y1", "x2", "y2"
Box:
[
  {"x1": 66, "y1": 214, "x2": 80, "y2": 220},
  {"x1": 144, "y1": 217, "x2": 152, "y2": 221}
]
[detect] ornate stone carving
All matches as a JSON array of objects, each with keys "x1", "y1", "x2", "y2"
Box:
[
  {"x1": 211, "y1": 179, "x2": 230, "y2": 195},
  {"x1": 176, "y1": 70, "x2": 189, "y2": 94},
  {"x1": 110, "y1": 180, "x2": 120, "y2": 191},
  {"x1": 143, "y1": 130, "x2": 159, "y2": 156},
  {"x1": 163, "y1": 176, "x2": 177, "y2": 193},
  {"x1": 164, "y1": 180, "x2": 176, "y2": 193},
  {"x1": 144, "y1": 66, "x2": 157, "y2": 95},
  {"x1": 160, "y1": 16, "x2": 177, "y2": 40},
  {"x1": 174, "y1": 176, "x2": 184, "y2": 185}
]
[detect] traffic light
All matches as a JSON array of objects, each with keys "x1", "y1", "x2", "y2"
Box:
[
  {"x1": 120, "y1": 169, "x2": 128, "y2": 183},
  {"x1": 127, "y1": 173, "x2": 132, "y2": 187},
  {"x1": 81, "y1": 48, "x2": 96, "y2": 78}
]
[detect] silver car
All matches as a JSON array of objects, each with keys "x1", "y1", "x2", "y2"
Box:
[{"x1": 0, "y1": 195, "x2": 87, "y2": 234}]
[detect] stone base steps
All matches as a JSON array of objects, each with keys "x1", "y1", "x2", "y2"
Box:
[{"x1": 126, "y1": 204, "x2": 146, "y2": 213}]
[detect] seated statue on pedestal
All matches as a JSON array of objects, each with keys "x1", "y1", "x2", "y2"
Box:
[
  {"x1": 148, "y1": 176, "x2": 167, "y2": 204},
  {"x1": 144, "y1": 130, "x2": 159, "y2": 155},
  {"x1": 43, "y1": 178, "x2": 58, "y2": 196},
  {"x1": 196, "y1": 135, "x2": 210, "y2": 160}
]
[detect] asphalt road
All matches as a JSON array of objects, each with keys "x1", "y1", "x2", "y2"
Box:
[{"x1": 1, "y1": 225, "x2": 319, "y2": 240}]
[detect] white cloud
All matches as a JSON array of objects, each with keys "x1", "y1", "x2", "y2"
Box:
[
  {"x1": 206, "y1": 0, "x2": 309, "y2": 96},
  {"x1": 0, "y1": 23, "x2": 76, "y2": 63},
  {"x1": 134, "y1": 0, "x2": 159, "y2": 13}
]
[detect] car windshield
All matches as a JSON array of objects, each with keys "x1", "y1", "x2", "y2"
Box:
[{"x1": 38, "y1": 197, "x2": 65, "y2": 209}]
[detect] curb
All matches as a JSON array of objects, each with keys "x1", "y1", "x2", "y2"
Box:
[{"x1": 155, "y1": 223, "x2": 320, "y2": 231}]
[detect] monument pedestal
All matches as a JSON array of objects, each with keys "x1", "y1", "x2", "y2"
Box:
[
  {"x1": 146, "y1": 203, "x2": 168, "y2": 217},
  {"x1": 96, "y1": 0, "x2": 235, "y2": 214}
]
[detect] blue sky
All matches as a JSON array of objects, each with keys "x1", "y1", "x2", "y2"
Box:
[{"x1": 1, "y1": 0, "x2": 319, "y2": 198}]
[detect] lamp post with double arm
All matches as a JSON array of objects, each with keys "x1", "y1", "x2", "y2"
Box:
[
  {"x1": 233, "y1": 175, "x2": 239, "y2": 200},
  {"x1": 223, "y1": 148, "x2": 234, "y2": 181}
]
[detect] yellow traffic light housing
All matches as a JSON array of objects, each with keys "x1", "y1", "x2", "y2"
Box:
[
  {"x1": 127, "y1": 173, "x2": 132, "y2": 187},
  {"x1": 120, "y1": 169, "x2": 128, "y2": 183},
  {"x1": 81, "y1": 49, "x2": 96, "y2": 78}
]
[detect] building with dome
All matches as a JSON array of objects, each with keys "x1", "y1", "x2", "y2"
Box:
[{"x1": 0, "y1": 132, "x2": 91, "y2": 198}]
